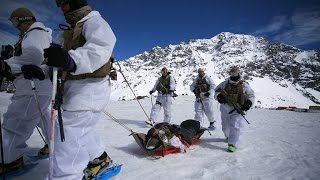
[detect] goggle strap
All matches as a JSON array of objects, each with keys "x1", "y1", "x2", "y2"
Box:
[{"x1": 17, "y1": 16, "x2": 35, "y2": 22}]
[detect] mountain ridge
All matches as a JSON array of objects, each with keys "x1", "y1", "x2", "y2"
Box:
[{"x1": 111, "y1": 32, "x2": 319, "y2": 108}]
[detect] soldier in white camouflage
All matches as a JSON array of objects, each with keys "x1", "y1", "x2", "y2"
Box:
[
  {"x1": 149, "y1": 67, "x2": 176, "y2": 124},
  {"x1": 0, "y1": 7, "x2": 52, "y2": 175},
  {"x1": 215, "y1": 66, "x2": 255, "y2": 152},
  {"x1": 190, "y1": 68, "x2": 217, "y2": 130}
]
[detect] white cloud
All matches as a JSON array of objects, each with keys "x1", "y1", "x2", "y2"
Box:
[
  {"x1": 0, "y1": 30, "x2": 17, "y2": 45},
  {"x1": 254, "y1": 8, "x2": 320, "y2": 47},
  {"x1": 0, "y1": 0, "x2": 61, "y2": 23},
  {"x1": 0, "y1": 0, "x2": 65, "y2": 45},
  {"x1": 275, "y1": 9, "x2": 320, "y2": 46},
  {"x1": 254, "y1": 16, "x2": 289, "y2": 34}
]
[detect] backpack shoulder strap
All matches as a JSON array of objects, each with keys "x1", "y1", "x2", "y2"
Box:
[{"x1": 72, "y1": 21, "x2": 85, "y2": 41}]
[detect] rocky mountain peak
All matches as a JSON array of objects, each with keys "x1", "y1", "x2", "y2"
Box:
[{"x1": 112, "y1": 32, "x2": 320, "y2": 108}]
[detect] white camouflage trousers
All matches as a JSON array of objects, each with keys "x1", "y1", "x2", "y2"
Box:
[
  {"x1": 220, "y1": 106, "x2": 244, "y2": 146},
  {"x1": 1, "y1": 95, "x2": 51, "y2": 163},
  {"x1": 53, "y1": 111, "x2": 104, "y2": 180},
  {"x1": 194, "y1": 94, "x2": 215, "y2": 124},
  {"x1": 150, "y1": 94, "x2": 173, "y2": 123},
  {"x1": 52, "y1": 77, "x2": 111, "y2": 179}
]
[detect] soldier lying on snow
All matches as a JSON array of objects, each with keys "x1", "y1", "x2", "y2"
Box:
[{"x1": 133, "y1": 120, "x2": 207, "y2": 156}]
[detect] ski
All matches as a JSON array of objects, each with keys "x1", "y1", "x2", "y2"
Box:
[
  {"x1": 0, "y1": 162, "x2": 38, "y2": 179},
  {"x1": 93, "y1": 164, "x2": 122, "y2": 180}
]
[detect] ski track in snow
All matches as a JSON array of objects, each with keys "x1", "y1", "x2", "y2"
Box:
[{"x1": 0, "y1": 93, "x2": 319, "y2": 180}]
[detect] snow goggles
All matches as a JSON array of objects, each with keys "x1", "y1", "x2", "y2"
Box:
[{"x1": 9, "y1": 16, "x2": 34, "y2": 28}]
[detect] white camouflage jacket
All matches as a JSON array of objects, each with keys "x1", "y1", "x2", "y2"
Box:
[{"x1": 6, "y1": 22, "x2": 52, "y2": 96}]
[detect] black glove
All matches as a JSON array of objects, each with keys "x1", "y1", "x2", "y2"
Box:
[
  {"x1": 1, "y1": 45, "x2": 14, "y2": 60},
  {"x1": 0, "y1": 61, "x2": 15, "y2": 81},
  {"x1": 204, "y1": 92, "x2": 210, "y2": 97},
  {"x1": 168, "y1": 90, "x2": 175, "y2": 96},
  {"x1": 193, "y1": 89, "x2": 200, "y2": 96},
  {"x1": 21, "y1": 65, "x2": 45, "y2": 80},
  {"x1": 149, "y1": 90, "x2": 154, "y2": 95},
  {"x1": 44, "y1": 45, "x2": 71, "y2": 69},
  {"x1": 241, "y1": 100, "x2": 252, "y2": 111},
  {"x1": 217, "y1": 94, "x2": 226, "y2": 104},
  {"x1": 192, "y1": 89, "x2": 196, "y2": 95}
]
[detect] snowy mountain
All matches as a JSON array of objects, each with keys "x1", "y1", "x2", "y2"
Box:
[{"x1": 111, "y1": 32, "x2": 320, "y2": 108}]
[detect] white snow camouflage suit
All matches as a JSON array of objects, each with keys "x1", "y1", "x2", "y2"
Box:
[
  {"x1": 1, "y1": 22, "x2": 52, "y2": 163},
  {"x1": 190, "y1": 74, "x2": 216, "y2": 125},
  {"x1": 150, "y1": 75, "x2": 176, "y2": 123},
  {"x1": 52, "y1": 11, "x2": 116, "y2": 179}
]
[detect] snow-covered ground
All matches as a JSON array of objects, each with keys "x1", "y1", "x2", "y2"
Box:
[{"x1": 1, "y1": 93, "x2": 320, "y2": 180}]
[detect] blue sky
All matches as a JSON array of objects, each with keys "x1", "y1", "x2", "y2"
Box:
[{"x1": 0, "y1": 0, "x2": 319, "y2": 60}]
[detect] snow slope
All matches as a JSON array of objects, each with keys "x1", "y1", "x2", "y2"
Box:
[{"x1": 0, "y1": 93, "x2": 319, "y2": 180}]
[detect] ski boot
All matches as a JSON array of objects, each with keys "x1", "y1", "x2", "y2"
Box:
[
  {"x1": 208, "y1": 122, "x2": 216, "y2": 131},
  {"x1": 0, "y1": 157, "x2": 24, "y2": 175},
  {"x1": 38, "y1": 144, "x2": 49, "y2": 157},
  {"x1": 83, "y1": 152, "x2": 112, "y2": 180},
  {"x1": 227, "y1": 144, "x2": 236, "y2": 152}
]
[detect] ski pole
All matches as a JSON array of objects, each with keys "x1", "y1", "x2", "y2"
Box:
[
  {"x1": 116, "y1": 62, "x2": 166, "y2": 156},
  {"x1": 116, "y1": 61, "x2": 151, "y2": 122},
  {"x1": 35, "y1": 126, "x2": 47, "y2": 145},
  {"x1": 102, "y1": 111, "x2": 134, "y2": 133},
  {"x1": 49, "y1": 67, "x2": 58, "y2": 180},
  {"x1": 30, "y1": 80, "x2": 48, "y2": 145},
  {"x1": 0, "y1": 76, "x2": 3, "y2": 92},
  {"x1": 53, "y1": 79, "x2": 65, "y2": 142},
  {"x1": 57, "y1": 107, "x2": 65, "y2": 142},
  {"x1": 198, "y1": 94, "x2": 205, "y2": 123},
  {"x1": 0, "y1": 113, "x2": 6, "y2": 180},
  {"x1": 150, "y1": 95, "x2": 154, "y2": 106}
]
